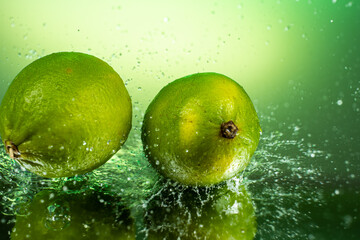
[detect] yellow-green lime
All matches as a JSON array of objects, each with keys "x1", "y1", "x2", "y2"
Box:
[
  {"x1": 141, "y1": 72, "x2": 261, "y2": 186},
  {"x1": 0, "y1": 52, "x2": 132, "y2": 178}
]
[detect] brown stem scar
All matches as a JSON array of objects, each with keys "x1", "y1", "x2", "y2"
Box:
[
  {"x1": 9, "y1": 147, "x2": 14, "y2": 159},
  {"x1": 221, "y1": 121, "x2": 238, "y2": 139},
  {"x1": 5, "y1": 141, "x2": 20, "y2": 159}
]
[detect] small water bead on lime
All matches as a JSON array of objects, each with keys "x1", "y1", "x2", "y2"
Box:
[
  {"x1": 141, "y1": 72, "x2": 261, "y2": 186},
  {"x1": 0, "y1": 52, "x2": 132, "y2": 178}
]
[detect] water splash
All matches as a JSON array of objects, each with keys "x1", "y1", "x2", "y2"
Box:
[
  {"x1": 242, "y1": 121, "x2": 330, "y2": 239},
  {"x1": 0, "y1": 118, "x2": 330, "y2": 239}
]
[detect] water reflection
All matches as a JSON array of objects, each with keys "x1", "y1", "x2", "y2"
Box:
[
  {"x1": 11, "y1": 189, "x2": 135, "y2": 240},
  {"x1": 143, "y1": 181, "x2": 256, "y2": 240}
]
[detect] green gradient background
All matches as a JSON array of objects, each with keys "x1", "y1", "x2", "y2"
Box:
[{"x1": 0, "y1": 0, "x2": 359, "y2": 239}]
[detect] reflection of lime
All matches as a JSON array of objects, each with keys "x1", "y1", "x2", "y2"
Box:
[
  {"x1": 0, "y1": 52, "x2": 132, "y2": 178},
  {"x1": 144, "y1": 183, "x2": 257, "y2": 239},
  {"x1": 11, "y1": 190, "x2": 135, "y2": 240},
  {"x1": 142, "y1": 73, "x2": 261, "y2": 186}
]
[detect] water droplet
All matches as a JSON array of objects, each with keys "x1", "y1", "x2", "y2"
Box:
[
  {"x1": 334, "y1": 189, "x2": 340, "y2": 195},
  {"x1": 10, "y1": 17, "x2": 15, "y2": 27},
  {"x1": 345, "y1": 2, "x2": 353, "y2": 7},
  {"x1": 163, "y1": 17, "x2": 169, "y2": 22},
  {"x1": 48, "y1": 145, "x2": 53, "y2": 149},
  {"x1": 337, "y1": 99, "x2": 343, "y2": 106},
  {"x1": 137, "y1": 87, "x2": 142, "y2": 91},
  {"x1": 83, "y1": 141, "x2": 87, "y2": 145},
  {"x1": 45, "y1": 202, "x2": 71, "y2": 231}
]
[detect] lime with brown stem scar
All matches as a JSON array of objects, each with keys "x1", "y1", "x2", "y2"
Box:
[
  {"x1": 141, "y1": 72, "x2": 261, "y2": 186},
  {"x1": 0, "y1": 52, "x2": 132, "y2": 178}
]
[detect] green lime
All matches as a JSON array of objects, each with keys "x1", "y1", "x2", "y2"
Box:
[
  {"x1": 144, "y1": 183, "x2": 257, "y2": 239},
  {"x1": 0, "y1": 52, "x2": 132, "y2": 178},
  {"x1": 11, "y1": 190, "x2": 135, "y2": 240},
  {"x1": 142, "y1": 72, "x2": 261, "y2": 186}
]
